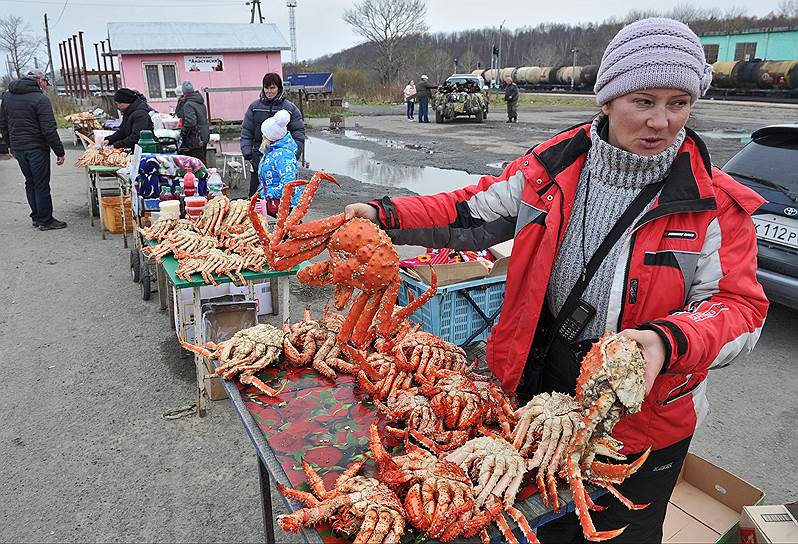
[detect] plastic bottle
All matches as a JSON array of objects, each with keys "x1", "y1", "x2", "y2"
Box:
[
  {"x1": 207, "y1": 168, "x2": 223, "y2": 197},
  {"x1": 183, "y1": 170, "x2": 196, "y2": 197}
]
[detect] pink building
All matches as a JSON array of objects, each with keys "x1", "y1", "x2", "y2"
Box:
[{"x1": 108, "y1": 22, "x2": 290, "y2": 121}]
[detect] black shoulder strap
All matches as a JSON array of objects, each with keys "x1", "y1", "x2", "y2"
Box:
[{"x1": 549, "y1": 180, "x2": 665, "y2": 344}]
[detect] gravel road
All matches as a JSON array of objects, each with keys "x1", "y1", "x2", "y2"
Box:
[{"x1": 1, "y1": 99, "x2": 795, "y2": 542}]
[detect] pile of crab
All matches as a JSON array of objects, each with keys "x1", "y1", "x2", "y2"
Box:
[
  {"x1": 178, "y1": 172, "x2": 652, "y2": 543},
  {"x1": 138, "y1": 196, "x2": 269, "y2": 285}
]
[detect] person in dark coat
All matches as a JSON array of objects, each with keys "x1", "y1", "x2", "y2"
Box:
[
  {"x1": 176, "y1": 81, "x2": 210, "y2": 164},
  {"x1": 504, "y1": 76, "x2": 519, "y2": 123},
  {"x1": 102, "y1": 88, "x2": 154, "y2": 149},
  {"x1": 0, "y1": 69, "x2": 67, "y2": 230},
  {"x1": 240, "y1": 72, "x2": 306, "y2": 196},
  {"x1": 414, "y1": 75, "x2": 437, "y2": 123}
]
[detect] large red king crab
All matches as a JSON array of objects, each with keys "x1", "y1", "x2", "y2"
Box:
[
  {"x1": 277, "y1": 457, "x2": 406, "y2": 543},
  {"x1": 565, "y1": 333, "x2": 652, "y2": 541},
  {"x1": 247, "y1": 172, "x2": 437, "y2": 347}
]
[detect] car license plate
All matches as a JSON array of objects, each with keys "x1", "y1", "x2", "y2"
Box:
[{"x1": 752, "y1": 213, "x2": 798, "y2": 249}]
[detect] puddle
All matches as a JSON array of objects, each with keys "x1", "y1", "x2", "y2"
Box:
[
  {"x1": 215, "y1": 134, "x2": 486, "y2": 195},
  {"x1": 325, "y1": 129, "x2": 436, "y2": 154},
  {"x1": 304, "y1": 134, "x2": 484, "y2": 195},
  {"x1": 696, "y1": 130, "x2": 750, "y2": 143}
]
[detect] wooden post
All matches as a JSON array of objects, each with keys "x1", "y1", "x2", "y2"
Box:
[
  {"x1": 59, "y1": 42, "x2": 71, "y2": 96},
  {"x1": 43, "y1": 14, "x2": 56, "y2": 84},
  {"x1": 94, "y1": 43, "x2": 103, "y2": 94},
  {"x1": 106, "y1": 36, "x2": 119, "y2": 90},
  {"x1": 69, "y1": 36, "x2": 82, "y2": 98},
  {"x1": 100, "y1": 40, "x2": 112, "y2": 91},
  {"x1": 79, "y1": 32, "x2": 91, "y2": 98}
]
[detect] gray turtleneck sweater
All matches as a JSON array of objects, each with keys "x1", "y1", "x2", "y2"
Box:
[{"x1": 546, "y1": 115, "x2": 685, "y2": 340}]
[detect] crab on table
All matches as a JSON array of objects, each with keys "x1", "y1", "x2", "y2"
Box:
[
  {"x1": 247, "y1": 172, "x2": 437, "y2": 347},
  {"x1": 344, "y1": 344, "x2": 416, "y2": 401},
  {"x1": 277, "y1": 457, "x2": 406, "y2": 544},
  {"x1": 564, "y1": 333, "x2": 652, "y2": 541},
  {"x1": 283, "y1": 306, "x2": 351, "y2": 379},
  {"x1": 178, "y1": 323, "x2": 286, "y2": 396}
]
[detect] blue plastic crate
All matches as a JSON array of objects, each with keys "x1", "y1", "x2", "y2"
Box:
[{"x1": 397, "y1": 270, "x2": 506, "y2": 346}]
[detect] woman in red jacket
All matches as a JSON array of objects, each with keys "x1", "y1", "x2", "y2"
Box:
[{"x1": 345, "y1": 17, "x2": 768, "y2": 543}]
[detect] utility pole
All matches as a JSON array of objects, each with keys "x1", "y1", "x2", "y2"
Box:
[
  {"x1": 497, "y1": 19, "x2": 505, "y2": 88},
  {"x1": 287, "y1": 1, "x2": 298, "y2": 63},
  {"x1": 570, "y1": 47, "x2": 579, "y2": 91},
  {"x1": 248, "y1": 0, "x2": 264, "y2": 23},
  {"x1": 44, "y1": 14, "x2": 56, "y2": 84}
]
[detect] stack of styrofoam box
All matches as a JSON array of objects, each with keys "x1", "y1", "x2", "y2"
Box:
[{"x1": 173, "y1": 281, "x2": 272, "y2": 342}]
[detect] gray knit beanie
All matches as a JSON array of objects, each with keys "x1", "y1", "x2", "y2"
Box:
[
  {"x1": 594, "y1": 17, "x2": 713, "y2": 105},
  {"x1": 181, "y1": 81, "x2": 194, "y2": 95}
]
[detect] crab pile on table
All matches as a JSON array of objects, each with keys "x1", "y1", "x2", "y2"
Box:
[
  {"x1": 138, "y1": 197, "x2": 269, "y2": 285},
  {"x1": 177, "y1": 173, "x2": 652, "y2": 543}
]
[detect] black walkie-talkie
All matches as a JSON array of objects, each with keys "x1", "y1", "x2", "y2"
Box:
[{"x1": 557, "y1": 299, "x2": 596, "y2": 342}]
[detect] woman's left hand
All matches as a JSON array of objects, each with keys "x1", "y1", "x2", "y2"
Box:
[{"x1": 619, "y1": 329, "x2": 666, "y2": 395}]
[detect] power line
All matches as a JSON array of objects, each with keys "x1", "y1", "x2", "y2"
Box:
[{"x1": 53, "y1": 0, "x2": 70, "y2": 28}]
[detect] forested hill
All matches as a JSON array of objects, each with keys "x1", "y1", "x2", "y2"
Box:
[{"x1": 300, "y1": 9, "x2": 798, "y2": 86}]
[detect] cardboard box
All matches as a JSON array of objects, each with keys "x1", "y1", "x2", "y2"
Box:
[
  {"x1": 740, "y1": 504, "x2": 798, "y2": 544},
  {"x1": 228, "y1": 280, "x2": 273, "y2": 316},
  {"x1": 663, "y1": 453, "x2": 765, "y2": 544},
  {"x1": 403, "y1": 242, "x2": 511, "y2": 287}
]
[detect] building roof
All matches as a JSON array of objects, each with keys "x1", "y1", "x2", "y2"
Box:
[{"x1": 108, "y1": 22, "x2": 290, "y2": 54}]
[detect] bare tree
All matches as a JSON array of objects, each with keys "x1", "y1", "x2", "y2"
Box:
[
  {"x1": 343, "y1": 0, "x2": 428, "y2": 85},
  {"x1": 0, "y1": 15, "x2": 40, "y2": 78},
  {"x1": 777, "y1": 0, "x2": 798, "y2": 17}
]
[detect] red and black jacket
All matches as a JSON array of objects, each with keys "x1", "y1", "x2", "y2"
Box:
[{"x1": 372, "y1": 123, "x2": 768, "y2": 453}]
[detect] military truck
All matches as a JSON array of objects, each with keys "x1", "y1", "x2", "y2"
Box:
[{"x1": 434, "y1": 74, "x2": 489, "y2": 123}]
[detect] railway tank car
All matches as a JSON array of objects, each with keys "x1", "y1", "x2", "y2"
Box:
[{"x1": 472, "y1": 60, "x2": 798, "y2": 97}]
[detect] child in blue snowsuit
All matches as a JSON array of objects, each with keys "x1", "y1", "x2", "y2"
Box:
[{"x1": 258, "y1": 109, "x2": 300, "y2": 216}]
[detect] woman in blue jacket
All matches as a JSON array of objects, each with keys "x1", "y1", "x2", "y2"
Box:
[{"x1": 257, "y1": 109, "x2": 300, "y2": 217}]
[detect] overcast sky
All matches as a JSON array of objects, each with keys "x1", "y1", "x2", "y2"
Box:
[{"x1": 2, "y1": 0, "x2": 783, "y2": 72}]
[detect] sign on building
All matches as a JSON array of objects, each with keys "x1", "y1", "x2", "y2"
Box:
[{"x1": 184, "y1": 55, "x2": 225, "y2": 72}]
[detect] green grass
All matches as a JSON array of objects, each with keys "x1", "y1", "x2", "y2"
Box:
[{"x1": 488, "y1": 92, "x2": 597, "y2": 109}]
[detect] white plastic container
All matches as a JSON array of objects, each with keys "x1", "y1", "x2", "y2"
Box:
[{"x1": 159, "y1": 200, "x2": 181, "y2": 218}]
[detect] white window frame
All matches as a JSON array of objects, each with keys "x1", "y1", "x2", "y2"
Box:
[{"x1": 142, "y1": 61, "x2": 179, "y2": 101}]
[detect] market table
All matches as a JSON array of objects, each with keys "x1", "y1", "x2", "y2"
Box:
[
  {"x1": 85, "y1": 165, "x2": 124, "y2": 240},
  {"x1": 220, "y1": 363, "x2": 599, "y2": 544},
  {"x1": 155, "y1": 246, "x2": 300, "y2": 417}
]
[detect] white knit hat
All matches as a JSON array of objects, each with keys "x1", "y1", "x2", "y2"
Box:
[{"x1": 261, "y1": 110, "x2": 291, "y2": 141}]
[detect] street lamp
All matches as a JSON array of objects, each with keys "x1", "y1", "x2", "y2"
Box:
[{"x1": 570, "y1": 47, "x2": 579, "y2": 91}]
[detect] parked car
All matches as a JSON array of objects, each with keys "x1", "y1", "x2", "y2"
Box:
[
  {"x1": 722, "y1": 123, "x2": 798, "y2": 308},
  {"x1": 434, "y1": 74, "x2": 489, "y2": 123}
]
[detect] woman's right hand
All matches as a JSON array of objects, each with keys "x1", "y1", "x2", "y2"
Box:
[{"x1": 345, "y1": 202, "x2": 378, "y2": 223}]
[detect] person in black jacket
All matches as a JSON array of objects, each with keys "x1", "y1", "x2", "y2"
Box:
[
  {"x1": 102, "y1": 88, "x2": 154, "y2": 149},
  {"x1": 0, "y1": 69, "x2": 67, "y2": 230},
  {"x1": 240, "y1": 72, "x2": 305, "y2": 196},
  {"x1": 503, "y1": 76, "x2": 519, "y2": 123},
  {"x1": 176, "y1": 81, "x2": 210, "y2": 164}
]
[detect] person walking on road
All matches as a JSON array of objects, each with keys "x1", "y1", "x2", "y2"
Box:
[
  {"x1": 176, "y1": 81, "x2": 210, "y2": 164},
  {"x1": 415, "y1": 75, "x2": 436, "y2": 123},
  {"x1": 102, "y1": 88, "x2": 154, "y2": 150},
  {"x1": 241, "y1": 72, "x2": 306, "y2": 196},
  {"x1": 504, "y1": 76, "x2": 519, "y2": 123},
  {"x1": 344, "y1": 18, "x2": 767, "y2": 543},
  {"x1": 403, "y1": 80, "x2": 416, "y2": 121},
  {"x1": 0, "y1": 69, "x2": 67, "y2": 230}
]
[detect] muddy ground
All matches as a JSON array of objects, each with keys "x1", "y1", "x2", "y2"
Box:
[{"x1": 1, "y1": 98, "x2": 796, "y2": 543}]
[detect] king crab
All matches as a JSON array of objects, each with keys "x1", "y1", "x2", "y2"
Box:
[
  {"x1": 277, "y1": 457, "x2": 406, "y2": 543},
  {"x1": 247, "y1": 172, "x2": 437, "y2": 347},
  {"x1": 565, "y1": 333, "x2": 651, "y2": 541}
]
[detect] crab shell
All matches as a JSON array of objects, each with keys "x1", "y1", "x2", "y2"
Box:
[{"x1": 576, "y1": 332, "x2": 647, "y2": 416}]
